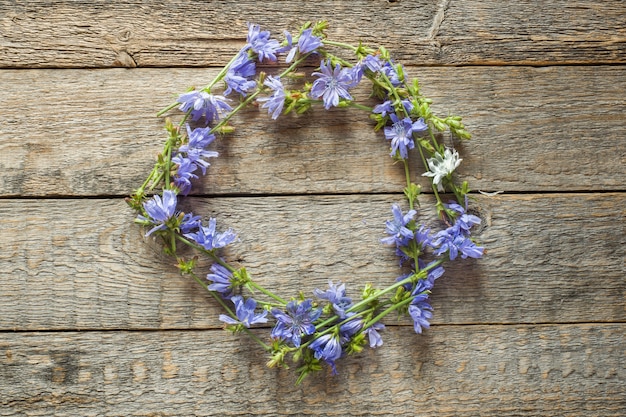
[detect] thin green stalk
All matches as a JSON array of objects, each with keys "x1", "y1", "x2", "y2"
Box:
[
  {"x1": 176, "y1": 235, "x2": 236, "y2": 272},
  {"x1": 298, "y1": 307, "x2": 376, "y2": 351},
  {"x1": 147, "y1": 172, "x2": 164, "y2": 192},
  {"x1": 204, "y1": 51, "x2": 244, "y2": 92},
  {"x1": 362, "y1": 295, "x2": 415, "y2": 330},
  {"x1": 415, "y1": 137, "x2": 445, "y2": 211},
  {"x1": 346, "y1": 258, "x2": 444, "y2": 315},
  {"x1": 247, "y1": 280, "x2": 288, "y2": 305},
  {"x1": 322, "y1": 39, "x2": 359, "y2": 52},
  {"x1": 156, "y1": 101, "x2": 179, "y2": 118},
  {"x1": 176, "y1": 235, "x2": 286, "y2": 305},
  {"x1": 403, "y1": 159, "x2": 414, "y2": 210},
  {"x1": 163, "y1": 138, "x2": 173, "y2": 190},
  {"x1": 189, "y1": 271, "x2": 271, "y2": 351},
  {"x1": 347, "y1": 101, "x2": 374, "y2": 112},
  {"x1": 189, "y1": 271, "x2": 235, "y2": 316}
]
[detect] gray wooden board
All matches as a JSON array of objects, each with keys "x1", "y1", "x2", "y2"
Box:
[
  {"x1": 2, "y1": 0, "x2": 625, "y2": 414},
  {"x1": 0, "y1": 66, "x2": 624, "y2": 197},
  {"x1": 0, "y1": 324, "x2": 624, "y2": 416},
  {"x1": 1, "y1": 0, "x2": 625, "y2": 68},
  {"x1": 1, "y1": 193, "x2": 623, "y2": 331}
]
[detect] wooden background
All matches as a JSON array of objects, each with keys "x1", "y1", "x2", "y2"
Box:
[{"x1": 1, "y1": 1, "x2": 624, "y2": 415}]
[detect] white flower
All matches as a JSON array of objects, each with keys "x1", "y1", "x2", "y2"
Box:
[{"x1": 422, "y1": 148, "x2": 462, "y2": 191}]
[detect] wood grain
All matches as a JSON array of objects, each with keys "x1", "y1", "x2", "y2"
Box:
[
  {"x1": 2, "y1": 0, "x2": 625, "y2": 414},
  {"x1": 1, "y1": 193, "x2": 623, "y2": 331},
  {"x1": 1, "y1": 324, "x2": 623, "y2": 416},
  {"x1": 0, "y1": 65, "x2": 624, "y2": 197},
  {"x1": 1, "y1": 0, "x2": 624, "y2": 68}
]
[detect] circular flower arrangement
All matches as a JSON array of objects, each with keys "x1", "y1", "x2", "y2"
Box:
[{"x1": 127, "y1": 21, "x2": 484, "y2": 383}]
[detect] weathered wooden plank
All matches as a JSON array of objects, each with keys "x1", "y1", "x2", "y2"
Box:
[
  {"x1": 1, "y1": 0, "x2": 624, "y2": 68},
  {"x1": 0, "y1": 324, "x2": 623, "y2": 416},
  {"x1": 0, "y1": 193, "x2": 623, "y2": 331},
  {"x1": 0, "y1": 66, "x2": 624, "y2": 197}
]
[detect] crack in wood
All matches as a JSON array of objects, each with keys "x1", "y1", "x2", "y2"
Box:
[{"x1": 428, "y1": 0, "x2": 451, "y2": 48}]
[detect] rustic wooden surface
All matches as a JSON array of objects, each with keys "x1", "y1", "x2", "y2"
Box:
[{"x1": 1, "y1": 1, "x2": 624, "y2": 415}]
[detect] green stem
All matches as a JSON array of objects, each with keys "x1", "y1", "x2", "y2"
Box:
[
  {"x1": 363, "y1": 295, "x2": 415, "y2": 330},
  {"x1": 428, "y1": 126, "x2": 443, "y2": 154},
  {"x1": 346, "y1": 258, "x2": 444, "y2": 315},
  {"x1": 163, "y1": 137, "x2": 173, "y2": 190},
  {"x1": 415, "y1": 136, "x2": 445, "y2": 212},
  {"x1": 347, "y1": 101, "x2": 374, "y2": 112},
  {"x1": 322, "y1": 39, "x2": 359, "y2": 52},
  {"x1": 247, "y1": 280, "x2": 288, "y2": 305},
  {"x1": 147, "y1": 172, "x2": 165, "y2": 192},
  {"x1": 403, "y1": 159, "x2": 414, "y2": 210},
  {"x1": 176, "y1": 235, "x2": 235, "y2": 272},
  {"x1": 190, "y1": 271, "x2": 235, "y2": 316},
  {"x1": 156, "y1": 102, "x2": 179, "y2": 118},
  {"x1": 204, "y1": 51, "x2": 244, "y2": 92},
  {"x1": 176, "y1": 235, "x2": 286, "y2": 305}
]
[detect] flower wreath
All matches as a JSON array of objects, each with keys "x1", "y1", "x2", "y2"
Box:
[{"x1": 128, "y1": 21, "x2": 484, "y2": 383}]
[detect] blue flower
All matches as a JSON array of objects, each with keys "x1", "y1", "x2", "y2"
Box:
[
  {"x1": 381, "y1": 61, "x2": 403, "y2": 86},
  {"x1": 172, "y1": 154, "x2": 198, "y2": 195},
  {"x1": 219, "y1": 295, "x2": 268, "y2": 328},
  {"x1": 178, "y1": 124, "x2": 218, "y2": 175},
  {"x1": 224, "y1": 52, "x2": 257, "y2": 97},
  {"x1": 362, "y1": 54, "x2": 383, "y2": 72},
  {"x1": 381, "y1": 204, "x2": 416, "y2": 247},
  {"x1": 339, "y1": 315, "x2": 363, "y2": 342},
  {"x1": 136, "y1": 190, "x2": 178, "y2": 236},
  {"x1": 271, "y1": 299, "x2": 322, "y2": 347},
  {"x1": 408, "y1": 298, "x2": 433, "y2": 334},
  {"x1": 408, "y1": 280, "x2": 434, "y2": 334},
  {"x1": 433, "y1": 228, "x2": 484, "y2": 260},
  {"x1": 177, "y1": 91, "x2": 232, "y2": 125},
  {"x1": 310, "y1": 60, "x2": 355, "y2": 110},
  {"x1": 206, "y1": 263, "x2": 235, "y2": 299},
  {"x1": 285, "y1": 28, "x2": 323, "y2": 63},
  {"x1": 372, "y1": 100, "x2": 394, "y2": 117},
  {"x1": 184, "y1": 218, "x2": 237, "y2": 250},
  {"x1": 181, "y1": 124, "x2": 216, "y2": 151},
  {"x1": 245, "y1": 23, "x2": 280, "y2": 62},
  {"x1": 414, "y1": 224, "x2": 434, "y2": 251},
  {"x1": 313, "y1": 281, "x2": 353, "y2": 318},
  {"x1": 445, "y1": 201, "x2": 481, "y2": 233},
  {"x1": 363, "y1": 322, "x2": 385, "y2": 348},
  {"x1": 180, "y1": 212, "x2": 202, "y2": 234},
  {"x1": 257, "y1": 76, "x2": 286, "y2": 120},
  {"x1": 308, "y1": 333, "x2": 342, "y2": 375},
  {"x1": 383, "y1": 114, "x2": 428, "y2": 159}
]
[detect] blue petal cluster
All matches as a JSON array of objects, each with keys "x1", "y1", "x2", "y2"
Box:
[
  {"x1": 245, "y1": 23, "x2": 281, "y2": 62},
  {"x1": 206, "y1": 263, "x2": 235, "y2": 299},
  {"x1": 310, "y1": 60, "x2": 359, "y2": 110},
  {"x1": 383, "y1": 114, "x2": 428, "y2": 159},
  {"x1": 184, "y1": 218, "x2": 237, "y2": 250},
  {"x1": 219, "y1": 295, "x2": 268, "y2": 328},
  {"x1": 173, "y1": 125, "x2": 218, "y2": 195},
  {"x1": 258, "y1": 76, "x2": 286, "y2": 120},
  {"x1": 136, "y1": 189, "x2": 178, "y2": 237},
  {"x1": 285, "y1": 28, "x2": 323, "y2": 63},
  {"x1": 271, "y1": 299, "x2": 322, "y2": 347},
  {"x1": 177, "y1": 91, "x2": 232, "y2": 125},
  {"x1": 433, "y1": 202, "x2": 484, "y2": 260},
  {"x1": 224, "y1": 52, "x2": 257, "y2": 97},
  {"x1": 313, "y1": 281, "x2": 353, "y2": 318}
]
